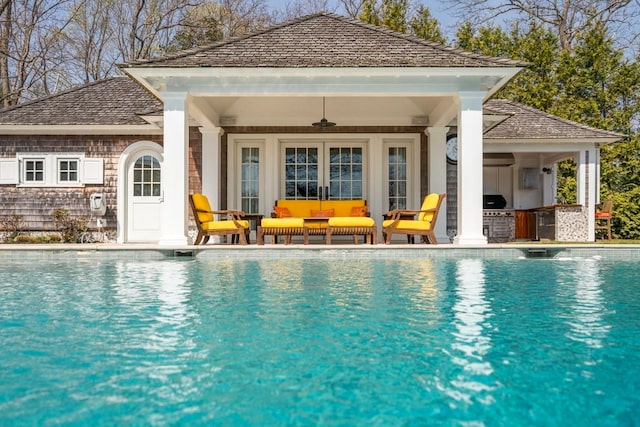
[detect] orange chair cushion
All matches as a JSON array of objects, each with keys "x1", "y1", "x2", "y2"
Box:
[
  {"x1": 350, "y1": 206, "x2": 368, "y2": 217},
  {"x1": 274, "y1": 206, "x2": 292, "y2": 218},
  {"x1": 310, "y1": 209, "x2": 334, "y2": 217},
  {"x1": 595, "y1": 212, "x2": 611, "y2": 218}
]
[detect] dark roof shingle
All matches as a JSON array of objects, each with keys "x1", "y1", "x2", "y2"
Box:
[
  {"x1": 484, "y1": 99, "x2": 625, "y2": 140},
  {"x1": 0, "y1": 77, "x2": 162, "y2": 126},
  {"x1": 122, "y1": 13, "x2": 526, "y2": 68}
]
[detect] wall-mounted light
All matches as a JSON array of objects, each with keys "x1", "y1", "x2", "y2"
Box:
[{"x1": 542, "y1": 167, "x2": 553, "y2": 174}]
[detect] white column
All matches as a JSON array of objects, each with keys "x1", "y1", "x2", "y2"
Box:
[
  {"x1": 199, "y1": 126, "x2": 224, "y2": 244},
  {"x1": 159, "y1": 92, "x2": 190, "y2": 245},
  {"x1": 427, "y1": 126, "x2": 449, "y2": 243},
  {"x1": 199, "y1": 127, "x2": 223, "y2": 209},
  {"x1": 578, "y1": 148, "x2": 598, "y2": 242},
  {"x1": 454, "y1": 92, "x2": 487, "y2": 245}
]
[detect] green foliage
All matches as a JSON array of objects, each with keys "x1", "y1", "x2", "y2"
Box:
[
  {"x1": 359, "y1": 1, "x2": 445, "y2": 43},
  {"x1": 359, "y1": 0, "x2": 381, "y2": 27},
  {"x1": 165, "y1": 4, "x2": 224, "y2": 52},
  {"x1": 52, "y1": 209, "x2": 87, "y2": 243},
  {"x1": 409, "y1": 6, "x2": 446, "y2": 44},
  {"x1": 453, "y1": 17, "x2": 640, "y2": 239}
]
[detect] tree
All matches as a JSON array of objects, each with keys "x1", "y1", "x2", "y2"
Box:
[
  {"x1": 358, "y1": 0, "x2": 445, "y2": 42},
  {"x1": 111, "y1": 0, "x2": 193, "y2": 61},
  {"x1": 0, "y1": 0, "x2": 74, "y2": 107},
  {"x1": 446, "y1": 0, "x2": 639, "y2": 52},
  {"x1": 62, "y1": 0, "x2": 117, "y2": 84},
  {"x1": 166, "y1": 3, "x2": 225, "y2": 52},
  {"x1": 409, "y1": 5, "x2": 446, "y2": 44},
  {"x1": 164, "y1": 0, "x2": 273, "y2": 52}
]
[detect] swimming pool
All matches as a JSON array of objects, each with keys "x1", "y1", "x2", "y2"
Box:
[{"x1": 1, "y1": 254, "x2": 638, "y2": 425}]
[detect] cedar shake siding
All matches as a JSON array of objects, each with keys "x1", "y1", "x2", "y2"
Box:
[{"x1": 0, "y1": 131, "x2": 203, "y2": 233}]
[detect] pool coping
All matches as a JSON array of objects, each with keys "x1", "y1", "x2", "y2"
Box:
[{"x1": 1, "y1": 243, "x2": 640, "y2": 260}]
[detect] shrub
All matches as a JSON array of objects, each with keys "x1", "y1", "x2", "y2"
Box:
[
  {"x1": 1, "y1": 214, "x2": 26, "y2": 242},
  {"x1": 51, "y1": 209, "x2": 87, "y2": 243}
]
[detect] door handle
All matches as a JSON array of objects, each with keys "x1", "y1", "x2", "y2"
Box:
[
  {"x1": 318, "y1": 186, "x2": 323, "y2": 200},
  {"x1": 325, "y1": 186, "x2": 329, "y2": 200}
]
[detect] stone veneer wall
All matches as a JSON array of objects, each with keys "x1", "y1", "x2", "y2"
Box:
[{"x1": 556, "y1": 206, "x2": 589, "y2": 241}]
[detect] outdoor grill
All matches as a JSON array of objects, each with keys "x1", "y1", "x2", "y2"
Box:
[{"x1": 482, "y1": 194, "x2": 515, "y2": 242}]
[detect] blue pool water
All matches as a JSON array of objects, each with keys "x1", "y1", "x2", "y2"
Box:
[{"x1": 1, "y1": 255, "x2": 639, "y2": 426}]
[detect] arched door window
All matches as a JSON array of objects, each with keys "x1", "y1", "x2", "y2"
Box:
[{"x1": 133, "y1": 155, "x2": 161, "y2": 197}]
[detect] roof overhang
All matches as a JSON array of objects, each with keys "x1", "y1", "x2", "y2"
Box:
[
  {"x1": 122, "y1": 66, "x2": 522, "y2": 100},
  {"x1": 0, "y1": 124, "x2": 163, "y2": 135}
]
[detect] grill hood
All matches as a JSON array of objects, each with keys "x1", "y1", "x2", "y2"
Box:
[{"x1": 483, "y1": 153, "x2": 515, "y2": 167}]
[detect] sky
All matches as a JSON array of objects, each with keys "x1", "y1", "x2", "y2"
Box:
[{"x1": 264, "y1": 0, "x2": 460, "y2": 42}]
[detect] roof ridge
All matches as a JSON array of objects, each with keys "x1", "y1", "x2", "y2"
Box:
[
  {"x1": 122, "y1": 12, "x2": 527, "y2": 68},
  {"x1": 0, "y1": 76, "x2": 125, "y2": 114}
]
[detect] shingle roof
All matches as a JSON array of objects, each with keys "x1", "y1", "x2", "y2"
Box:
[
  {"x1": 0, "y1": 77, "x2": 162, "y2": 125},
  {"x1": 122, "y1": 12, "x2": 526, "y2": 68},
  {"x1": 484, "y1": 99, "x2": 625, "y2": 140}
]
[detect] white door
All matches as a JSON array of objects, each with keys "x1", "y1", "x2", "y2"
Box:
[
  {"x1": 127, "y1": 153, "x2": 163, "y2": 242},
  {"x1": 280, "y1": 141, "x2": 367, "y2": 200}
]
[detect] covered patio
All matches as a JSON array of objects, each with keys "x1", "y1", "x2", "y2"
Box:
[{"x1": 120, "y1": 12, "x2": 526, "y2": 245}]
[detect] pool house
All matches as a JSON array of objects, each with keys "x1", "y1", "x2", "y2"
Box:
[{"x1": 0, "y1": 13, "x2": 623, "y2": 245}]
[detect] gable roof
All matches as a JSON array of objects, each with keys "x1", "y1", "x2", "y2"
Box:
[
  {"x1": 122, "y1": 12, "x2": 526, "y2": 69},
  {"x1": 484, "y1": 99, "x2": 625, "y2": 142},
  {"x1": 0, "y1": 77, "x2": 161, "y2": 126}
]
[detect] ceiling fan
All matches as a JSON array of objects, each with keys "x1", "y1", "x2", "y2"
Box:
[{"x1": 312, "y1": 97, "x2": 336, "y2": 129}]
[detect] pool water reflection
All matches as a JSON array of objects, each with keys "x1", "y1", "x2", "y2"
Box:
[{"x1": 0, "y1": 256, "x2": 638, "y2": 426}]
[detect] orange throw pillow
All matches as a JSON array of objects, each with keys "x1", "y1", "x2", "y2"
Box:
[
  {"x1": 350, "y1": 206, "x2": 368, "y2": 217},
  {"x1": 273, "y1": 206, "x2": 292, "y2": 218},
  {"x1": 310, "y1": 209, "x2": 334, "y2": 217}
]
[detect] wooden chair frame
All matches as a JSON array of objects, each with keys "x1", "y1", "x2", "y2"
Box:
[
  {"x1": 595, "y1": 199, "x2": 613, "y2": 240},
  {"x1": 382, "y1": 193, "x2": 446, "y2": 244},
  {"x1": 189, "y1": 195, "x2": 249, "y2": 245}
]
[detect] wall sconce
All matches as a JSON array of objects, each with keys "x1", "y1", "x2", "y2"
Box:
[{"x1": 542, "y1": 167, "x2": 553, "y2": 174}]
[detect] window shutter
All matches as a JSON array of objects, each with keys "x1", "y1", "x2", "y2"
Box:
[
  {"x1": 0, "y1": 158, "x2": 19, "y2": 184},
  {"x1": 83, "y1": 158, "x2": 104, "y2": 184}
]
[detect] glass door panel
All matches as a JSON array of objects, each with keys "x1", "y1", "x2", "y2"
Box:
[
  {"x1": 284, "y1": 146, "x2": 319, "y2": 199},
  {"x1": 328, "y1": 147, "x2": 363, "y2": 200},
  {"x1": 387, "y1": 146, "x2": 408, "y2": 210},
  {"x1": 281, "y1": 142, "x2": 366, "y2": 200},
  {"x1": 240, "y1": 147, "x2": 260, "y2": 213}
]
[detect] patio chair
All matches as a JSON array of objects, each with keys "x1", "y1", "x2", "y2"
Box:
[
  {"x1": 189, "y1": 194, "x2": 250, "y2": 245},
  {"x1": 382, "y1": 193, "x2": 446, "y2": 244},
  {"x1": 595, "y1": 199, "x2": 613, "y2": 240}
]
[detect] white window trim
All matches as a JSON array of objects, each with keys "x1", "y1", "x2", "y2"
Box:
[
  {"x1": 15, "y1": 153, "x2": 102, "y2": 187},
  {"x1": 383, "y1": 138, "x2": 420, "y2": 210},
  {"x1": 57, "y1": 158, "x2": 81, "y2": 185},
  {"x1": 22, "y1": 157, "x2": 46, "y2": 184},
  {"x1": 228, "y1": 139, "x2": 266, "y2": 214}
]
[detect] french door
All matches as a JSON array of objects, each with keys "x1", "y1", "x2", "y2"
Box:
[{"x1": 280, "y1": 141, "x2": 367, "y2": 200}]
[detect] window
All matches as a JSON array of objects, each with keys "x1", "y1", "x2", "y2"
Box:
[
  {"x1": 12, "y1": 153, "x2": 103, "y2": 187},
  {"x1": 240, "y1": 147, "x2": 260, "y2": 213},
  {"x1": 388, "y1": 146, "x2": 408, "y2": 210},
  {"x1": 24, "y1": 159, "x2": 45, "y2": 183},
  {"x1": 58, "y1": 159, "x2": 79, "y2": 183},
  {"x1": 133, "y1": 155, "x2": 161, "y2": 197}
]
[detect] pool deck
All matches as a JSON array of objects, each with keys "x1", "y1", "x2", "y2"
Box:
[{"x1": 2, "y1": 242, "x2": 640, "y2": 260}]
